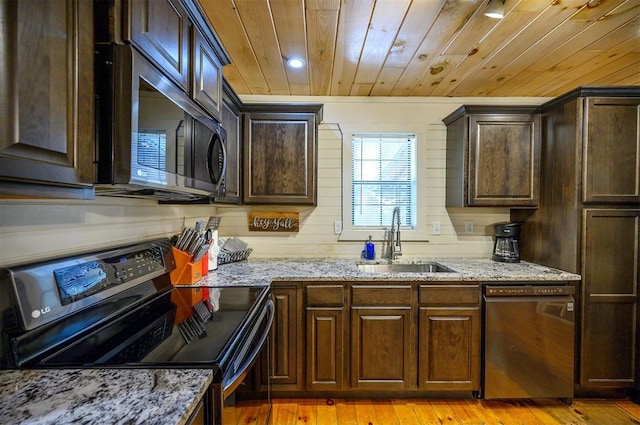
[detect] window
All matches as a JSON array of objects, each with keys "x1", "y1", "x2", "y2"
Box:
[{"x1": 351, "y1": 134, "x2": 416, "y2": 229}]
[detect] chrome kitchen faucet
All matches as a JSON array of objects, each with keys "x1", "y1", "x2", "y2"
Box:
[{"x1": 388, "y1": 207, "x2": 402, "y2": 260}]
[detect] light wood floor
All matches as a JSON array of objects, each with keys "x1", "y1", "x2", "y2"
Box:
[{"x1": 225, "y1": 398, "x2": 640, "y2": 425}]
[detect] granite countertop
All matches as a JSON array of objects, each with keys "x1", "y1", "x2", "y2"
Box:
[
  {"x1": 197, "y1": 257, "x2": 581, "y2": 287},
  {"x1": 0, "y1": 369, "x2": 212, "y2": 425}
]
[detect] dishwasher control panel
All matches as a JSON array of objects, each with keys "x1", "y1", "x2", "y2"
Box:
[{"x1": 484, "y1": 284, "x2": 575, "y2": 296}]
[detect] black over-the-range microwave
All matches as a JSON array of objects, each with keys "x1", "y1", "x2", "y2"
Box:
[{"x1": 94, "y1": 44, "x2": 227, "y2": 202}]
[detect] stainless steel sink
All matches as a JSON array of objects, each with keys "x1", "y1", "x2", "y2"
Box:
[{"x1": 357, "y1": 262, "x2": 456, "y2": 273}]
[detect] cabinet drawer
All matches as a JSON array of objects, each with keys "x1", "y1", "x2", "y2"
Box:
[
  {"x1": 351, "y1": 285, "x2": 412, "y2": 306},
  {"x1": 419, "y1": 285, "x2": 479, "y2": 306},
  {"x1": 306, "y1": 285, "x2": 344, "y2": 307}
]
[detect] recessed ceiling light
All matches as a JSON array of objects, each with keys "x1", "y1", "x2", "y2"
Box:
[
  {"x1": 485, "y1": 0, "x2": 505, "y2": 19},
  {"x1": 286, "y1": 57, "x2": 305, "y2": 69}
]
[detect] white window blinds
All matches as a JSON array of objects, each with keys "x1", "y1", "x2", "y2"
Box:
[
  {"x1": 351, "y1": 134, "x2": 416, "y2": 228},
  {"x1": 137, "y1": 128, "x2": 167, "y2": 171}
]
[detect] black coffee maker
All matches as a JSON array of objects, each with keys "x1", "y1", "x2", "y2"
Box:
[{"x1": 492, "y1": 222, "x2": 521, "y2": 263}]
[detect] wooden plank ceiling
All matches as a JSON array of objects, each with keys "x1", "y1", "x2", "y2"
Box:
[{"x1": 198, "y1": 0, "x2": 640, "y2": 97}]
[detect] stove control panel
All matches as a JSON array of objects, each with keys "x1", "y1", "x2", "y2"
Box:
[{"x1": 2, "y1": 239, "x2": 174, "y2": 331}]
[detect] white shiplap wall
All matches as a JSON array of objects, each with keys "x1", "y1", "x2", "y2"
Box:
[
  {"x1": 0, "y1": 96, "x2": 548, "y2": 267},
  {"x1": 216, "y1": 96, "x2": 548, "y2": 259},
  {"x1": 0, "y1": 199, "x2": 217, "y2": 267}
]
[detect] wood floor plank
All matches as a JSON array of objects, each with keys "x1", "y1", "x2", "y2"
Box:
[
  {"x1": 353, "y1": 399, "x2": 379, "y2": 425},
  {"x1": 257, "y1": 403, "x2": 272, "y2": 425},
  {"x1": 447, "y1": 400, "x2": 483, "y2": 424},
  {"x1": 391, "y1": 399, "x2": 424, "y2": 425},
  {"x1": 572, "y1": 399, "x2": 639, "y2": 425},
  {"x1": 271, "y1": 398, "x2": 298, "y2": 425},
  {"x1": 409, "y1": 399, "x2": 448, "y2": 425},
  {"x1": 526, "y1": 399, "x2": 587, "y2": 425},
  {"x1": 520, "y1": 399, "x2": 576, "y2": 425},
  {"x1": 372, "y1": 399, "x2": 401, "y2": 425},
  {"x1": 334, "y1": 399, "x2": 359, "y2": 425},
  {"x1": 429, "y1": 400, "x2": 460, "y2": 424},
  {"x1": 315, "y1": 398, "x2": 338, "y2": 425},
  {"x1": 612, "y1": 399, "x2": 640, "y2": 421},
  {"x1": 258, "y1": 397, "x2": 640, "y2": 425},
  {"x1": 234, "y1": 401, "x2": 263, "y2": 425},
  {"x1": 480, "y1": 399, "x2": 544, "y2": 425},
  {"x1": 463, "y1": 400, "x2": 503, "y2": 425},
  {"x1": 296, "y1": 399, "x2": 316, "y2": 424}
]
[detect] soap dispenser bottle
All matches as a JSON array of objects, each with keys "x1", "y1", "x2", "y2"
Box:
[{"x1": 362, "y1": 235, "x2": 375, "y2": 260}]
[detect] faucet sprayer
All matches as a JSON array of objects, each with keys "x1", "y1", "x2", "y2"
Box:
[{"x1": 388, "y1": 207, "x2": 402, "y2": 260}]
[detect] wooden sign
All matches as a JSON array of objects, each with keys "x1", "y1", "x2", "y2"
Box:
[{"x1": 248, "y1": 212, "x2": 300, "y2": 232}]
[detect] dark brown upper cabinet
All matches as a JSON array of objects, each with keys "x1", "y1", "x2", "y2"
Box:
[
  {"x1": 125, "y1": 0, "x2": 191, "y2": 91},
  {"x1": 583, "y1": 97, "x2": 640, "y2": 204},
  {"x1": 119, "y1": 0, "x2": 228, "y2": 121},
  {"x1": 0, "y1": 0, "x2": 94, "y2": 199},
  {"x1": 243, "y1": 105, "x2": 322, "y2": 205},
  {"x1": 444, "y1": 106, "x2": 541, "y2": 208},
  {"x1": 214, "y1": 80, "x2": 242, "y2": 204},
  {"x1": 192, "y1": 24, "x2": 223, "y2": 121}
]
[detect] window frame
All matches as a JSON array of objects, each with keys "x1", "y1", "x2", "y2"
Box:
[
  {"x1": 351, "y1": 133, "x2": 417, "y2": 229},
  {"x1": 339, "y1": 126, "x2": 432, "y2": 243}
]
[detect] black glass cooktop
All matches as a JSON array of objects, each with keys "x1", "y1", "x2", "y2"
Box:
[{"x1": 10, "y1": 284, "x2": 270, "y2": 371}]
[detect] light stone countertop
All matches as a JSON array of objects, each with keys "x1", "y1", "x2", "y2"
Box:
[
  {"x1": 0, "y1": 257, "x2": 579, "y2": 424},
  {"x1": 0, "y1": 369, "x2": 212, "y2": 425},
  {"x1": 196, "y1": 257, "x2": 581, "y2": 287}
]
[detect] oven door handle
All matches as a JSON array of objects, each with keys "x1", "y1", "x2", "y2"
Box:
[{"x1": 223, "y1": 299, "x2": 274, "y2": 397}]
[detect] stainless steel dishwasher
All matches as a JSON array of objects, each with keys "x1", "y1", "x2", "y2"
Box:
[{"x1": 483, "y1": 284, "x2": 575, "y2": 399}]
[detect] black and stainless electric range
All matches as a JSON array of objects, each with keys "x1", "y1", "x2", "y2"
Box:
[{"x1": 0, "y1": 239, "x2": 273, "y2": 425}]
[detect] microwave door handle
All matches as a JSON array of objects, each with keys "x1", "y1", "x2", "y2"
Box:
[
  {"x1": 222, "y1": 299, "x2": 274, "y2": 398},
  {"x1": 206, "y1": 129, "x2": 227, "y2": 192}
]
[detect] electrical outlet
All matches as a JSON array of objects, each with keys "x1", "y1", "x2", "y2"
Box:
[
  {"x1": 432, "y1": 221, "x2": 441, "y2": 235},
  {"x1": 465, "y1": 221, "x2": 474, "y2": 233},
  {"x1": 334, "y1": 220, "x2": 342, "y2": 235}
]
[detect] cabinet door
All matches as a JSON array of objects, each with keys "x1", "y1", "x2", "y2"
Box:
[
  {"x1": 192, "y1": 25, "x2": 222, "y2": 121},
  {"x1": 306, "y1": 308, "x2": 344, "y2": 390},
  {"x1": 580, "y1": 209, "x2": 639, "y2": 389},
  {"x1": 583, "y1": 97, "x2": 640, "y2": 204},
  {"x1": 218, "y1": 97, "x2": 241, "y2": 203},
  {"x1": 0, "y1": 0, "x2": 94, "y2": 199},
  {"x1": 351, "y1": 307, "x2": 413, "y2": 390},
  {"x1": 418, "y1": 307, "x2": 480, "y2": 391},
  {"x1": 468, "y1": 114, "x2": 540, "y2": 206},
  {"x1": 261, "y1": 286, "x2": 302, "y2": 390},
  {"x1": 306, "y1": 284, "x2": 345, "y2": 390},
  {"x1": 126, "y1": 0, "x2": 190, "y2": 90},
  {"x1": 243, "y1": 111, "x2": 317, "y2": 205}
]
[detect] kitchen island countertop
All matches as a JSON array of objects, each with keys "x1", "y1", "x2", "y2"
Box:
[{"x1": 0, "y1": 368, "x2": 212, "y2": 425}]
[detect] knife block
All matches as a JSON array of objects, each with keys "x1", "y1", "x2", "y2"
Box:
[{"x1": 170, "y1": 247, "x2": 202, "y2": 285}]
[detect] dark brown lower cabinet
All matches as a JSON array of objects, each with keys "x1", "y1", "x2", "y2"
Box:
[
  {"x1": 257, "y1": 281, "x2": 481, "y2": 397},
  {"x1": 351, "y1": 307, "x2": 413, "y2": 390},
  {"x1": 260, "y1": 285, "x2": 302, "y2": 391},
  {"x1": 305, "y1": 284, "x2": 346, "y2": 391},
  {"x1": 419, "y1": 308, "x2": 480, "y2": 391},
  {"x1": 580, "y1": 209, "x2": 640, "y2": 389},
  {"x1": 350, "y1": 284, "x2": 414, "y2": 390},
  {"x1": 306, "y1": 308, "x2": 344, "y2": 390},
  {"x1": 418, "y1": 285, "x2": 481, "y2": 391}
]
